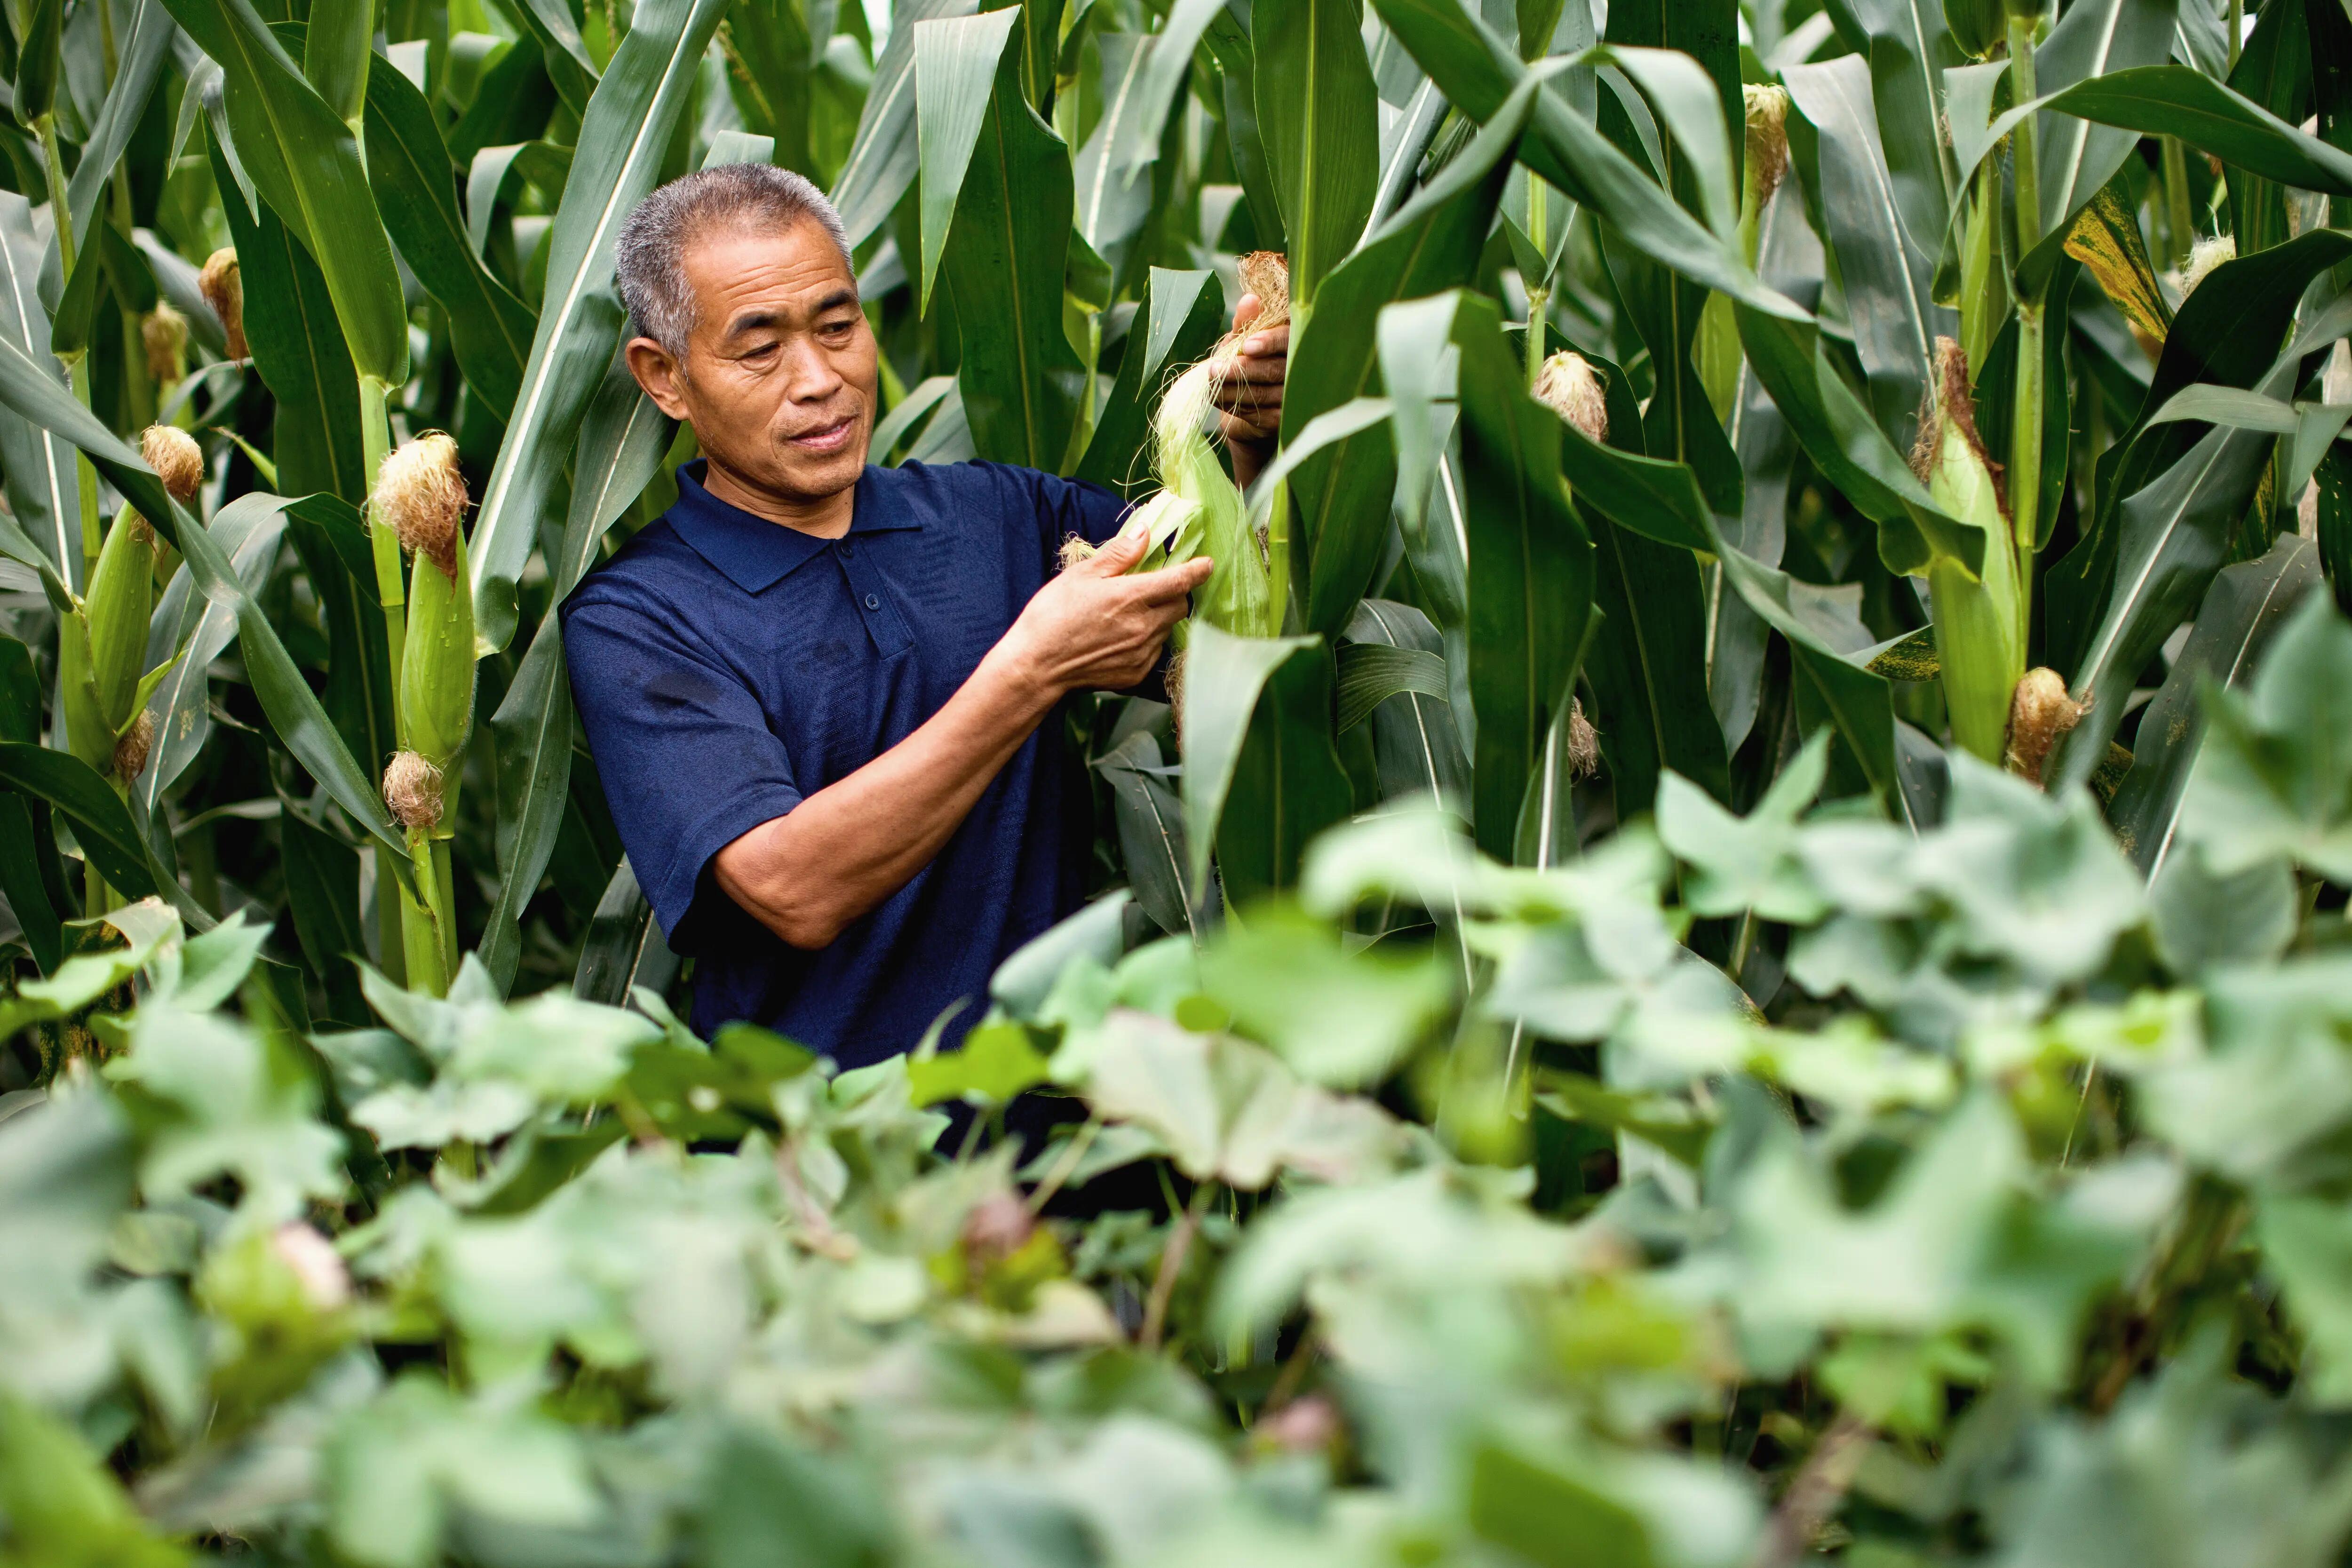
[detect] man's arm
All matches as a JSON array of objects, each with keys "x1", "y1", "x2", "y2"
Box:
[{"x1": 712, "y1": 530, "x2": 1211, "y2": 949}]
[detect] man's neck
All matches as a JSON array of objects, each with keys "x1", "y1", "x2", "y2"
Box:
[{"x1": 700, "y1": 457, "x2": 858, "y2": 540}]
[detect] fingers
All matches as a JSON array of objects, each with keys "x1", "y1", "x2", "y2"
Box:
[
  {"x1": 1079, "y1": 527, "x2": 1151, "y2": 574},
  {"x1": 1132, "y1": 554, "x2": 1215, "y2": 605},
  {"x1": 1234, "y1": 293, "x2": 1262, "y2": 331},
  {"x1": 1235, "y1": 324, "x2": 1289, "y2": 361}
]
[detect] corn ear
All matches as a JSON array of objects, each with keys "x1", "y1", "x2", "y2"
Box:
[
  {"x1": 1914, "y1": 339, "x2": 2023, "y2": 763},
  {"x1": 84, "y1": 509, "x2": 155, "y2": 734},
  {"x1": 397, "y1": 521, "x2": 477, "y2": 774},
  {"x1": 56, "y1": 609, "x2": 113, "y2": 775}
]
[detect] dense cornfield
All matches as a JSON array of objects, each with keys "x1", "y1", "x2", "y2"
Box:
[{"x1": 16, "y1": 0, "x2": 2352, "y2": 1558}]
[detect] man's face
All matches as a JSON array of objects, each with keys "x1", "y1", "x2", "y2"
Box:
[{"x1": 628, "y1": 217, "x2": 880, "y2": 509}]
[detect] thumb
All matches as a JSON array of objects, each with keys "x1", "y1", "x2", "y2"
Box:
[{"x1": 1084, "y1": 525, "x2": 1151, "y2": 574}]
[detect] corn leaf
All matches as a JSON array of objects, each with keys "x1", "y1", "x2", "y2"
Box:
[{"x1": 468, "y1": 0, "x2": 732, "y2": 656}]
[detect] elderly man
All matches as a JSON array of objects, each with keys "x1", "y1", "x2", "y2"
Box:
[{"x1": 563, "y1": 164, "x2": 1286, "y2": 1065}]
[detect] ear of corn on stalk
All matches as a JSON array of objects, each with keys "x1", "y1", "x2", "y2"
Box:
[
  {"x1": 1913, "y1": 338, "x2": 2024, "y2": 764},
  {"x1": 382, "y1": 433, "x2": 477, "y2": 783}
]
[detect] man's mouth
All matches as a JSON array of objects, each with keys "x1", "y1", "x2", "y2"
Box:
[{"x1": 788, "y1": 416, "x2": 858, "y2": 454}]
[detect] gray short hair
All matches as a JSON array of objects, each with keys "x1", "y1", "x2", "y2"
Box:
[{"x1": 613, "y1": 164, "x2": 853, "y2": 357}]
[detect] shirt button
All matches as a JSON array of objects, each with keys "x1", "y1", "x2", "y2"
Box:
[
  {"x1": 838, "y1": 541, "x2": 852, "y2": 558},
  {"x1": 864, "y1": 592, "x2": 880, "y2": 610}
]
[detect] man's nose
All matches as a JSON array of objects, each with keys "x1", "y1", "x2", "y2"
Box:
[{"x1": 783, "y1": 339, "x2": 845, "y2": 402}]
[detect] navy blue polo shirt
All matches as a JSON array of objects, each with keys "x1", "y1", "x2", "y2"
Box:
[{"x1": 561, "y1": 458, "x2": 1128, "y2": 1065}]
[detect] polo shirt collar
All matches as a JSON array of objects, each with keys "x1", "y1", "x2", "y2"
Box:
[{"x1": 667, "y1": 459, "x2": 925, "y2": 595}]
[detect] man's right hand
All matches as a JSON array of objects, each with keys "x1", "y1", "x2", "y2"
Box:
[{"x1": 999, "y1": 530, "x2": 1215, "y2": 699}]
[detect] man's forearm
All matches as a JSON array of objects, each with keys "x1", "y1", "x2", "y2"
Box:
[{"x1": 713, "y1": 644, "x2": 1057, "y2": 948}]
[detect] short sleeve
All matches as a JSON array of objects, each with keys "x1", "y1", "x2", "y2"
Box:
[
  {"x1": 562, "y1": 594, "x2": 802, "y2": 949},
  {"x1": 1010, "y1": 466, "x2": 1130, "y2": 561}
]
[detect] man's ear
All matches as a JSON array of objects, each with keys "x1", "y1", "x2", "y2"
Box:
[{"x1": 625, "y1": 336, "x2": 691, "y2": 420}]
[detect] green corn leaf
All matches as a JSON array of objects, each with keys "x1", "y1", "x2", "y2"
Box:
[
  {"x1": 922, "y1": 8, "x2": 1088, "y2": 470},
  {"x1": 1182, "y1": 626, "x2": 1325, "y2": 892},
  {"x1": 479, "y1": 354, "x2": 672, "y2": 994},
  {"x1": 1445, "y1": 291, "x2": 1595, "y2": 861},
  {"x1": 38, "y1": 0, "x2": 173, "y2": 314},
  {"x1": 1368, "y1": 0, "x2": 1805, "y2": 321},
  {"x1": 914, "y1": 7, "x2": 1022, "y2": 310},
  {"x1": 302, "y1": 0, "x2": 372, "y2": 124},
  {"x1": 468, "y1": 0, "x2": 731, "y2": 657},
  {"x1": 522, "y1": 0, "x2": 603, "y2": 108},
  {"x1": 1836, "y1": 0, "x2": 1963, "y2": 257},
  {"x1": 362, "y1": 54, "x2": 537, "y2": 424},
  {"x1": 0, "y1": 743, "x2": 158, "y2": 900},
  {"x1": 1589, "y1": 507, "x2": 1732, "y2": 814},
  {"x1": 1095, "y1": 730, "x2": 1199, "y2": 938},
  {"x1": 1254, "y1": 0, "x2": 1380, "y2": 301},
  {"x1": 2111, "y1": 533, "x2": 2320, "y2": 878},
  {"x1": 136, "y1": 496, "x2": 286, "y2": 820},
  {"x1": 1335, "y1": 642, "x2": 1450, "y2": 732},
  {"x1": 829, "y1": 0, "x2": 984, "y2": 247},
  {"x1": 10, "y1": 0, "x2": 59, "y2": 127},
  {"x1": 1071, "y1": 34, "x2": 1157, "y2": 279},
  {"x1": 1075, "y1": 266, "x2": 1224, "y2": 495},
  {"x1": 1783, "y1": 54, "x2": 1953, "y2": 447},
  {"x1": 1344, "y1": 599, "x2": 1470, "y2": 812},
  {"x1": 481, "y1": 617, "x2": 573, "y2": 994},
  {"x1": 0, "y1": 789, "x2": 65, "y2": 971},
  {"x1": 1285, "y1": 74, "x2": 1535, "y2": 639},
  {"x1": 2048, "y1": 387, "x2": 2299, "y2": 795},
  {"x1": 1214, "y1": 638, "x2": 1357, "y2": 903},
  {"x1": 0, "y1": 193, "x2": 77, "y2": 590},
  {"x1": 279, "y1": 796, "x2": 369, "y2": 1025},
  {"x1": 2045, "y1": 232, "x2": 2352, "y2": 677},
  {"x1": 573, "y1": 860, "x2": 682, "y2": 1006},
  {"x1": 158, "y1": 0, "x2": 409, "y2": 384},
  {"x1": 212, "y1": 137, "x2": 366, "y2": 502}
]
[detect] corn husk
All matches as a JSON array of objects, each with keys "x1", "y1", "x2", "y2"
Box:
[
  {"x1": 85, "y1": 509, "x2": 156, "y2": 733},
  {"x1": 1063, "y1": 257, "x2": 1289, "y2": 649},
  {"x1": 397, "y1": 520, "x2": 477, "y2": 770},
  {"x1": 1912, "y1": 337, "x2": 2023, "y2": 764}
]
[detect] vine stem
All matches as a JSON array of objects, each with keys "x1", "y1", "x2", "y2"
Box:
[{"x1": 1141, "y1": 1181, "x2": 1214, "y2": 1352}]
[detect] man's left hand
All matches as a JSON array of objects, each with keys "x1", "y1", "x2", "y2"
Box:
[{"x1": 1214, "y1": 293, "x2": 1287, "y2": 491}]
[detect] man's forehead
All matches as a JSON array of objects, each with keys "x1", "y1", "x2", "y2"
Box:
[{"x1": 682, "y1": 223, "x2": 858, "y2": 319}]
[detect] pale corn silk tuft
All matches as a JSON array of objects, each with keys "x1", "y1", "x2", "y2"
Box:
[
  {"x1": 140, "y1": 424, "x2": 204, "y2": 505},
  {"x1": 374, "y1": 432, "x2": 470, "y2": 573},
  {"x1": 382, "y1": 749, "x2": 445, "y2": 831}
]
